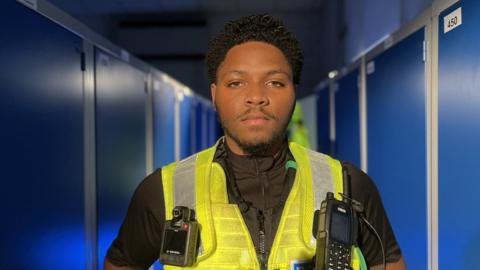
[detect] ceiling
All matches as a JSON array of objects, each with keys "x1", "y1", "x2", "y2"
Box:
[
  {"x1": 49, "y1": 0, "x2": 326, "y2": 15},
  {"x1": 46, "y1": 0, "x2": 336, "y2": 99}
]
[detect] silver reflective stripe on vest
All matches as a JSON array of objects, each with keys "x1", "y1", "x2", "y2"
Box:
[
  {"x1": 172, "y1": 153, "x2": 197, "y2": 209},
  {"x1": 305, "y1": 148, "x2": 335, "y2": 210},
  {"x1": 172, "y1": 153, "x2": 204, "y2": 256}
]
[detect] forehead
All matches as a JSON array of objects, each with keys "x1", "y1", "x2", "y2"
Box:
[{"x1": 217, "y1": 41, "x2": 292, "y2": 76}]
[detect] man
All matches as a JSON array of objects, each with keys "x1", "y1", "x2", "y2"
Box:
[{"x1": 105, "y1": 14, "x2": 406, "y2": 270}]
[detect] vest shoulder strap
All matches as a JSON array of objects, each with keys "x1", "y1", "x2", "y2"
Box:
[
  {"x1": 162, "y1": 141, "x2": 219, "y2": 216},
  {"x1": 289, "y1": 142, "x2": 343, "y2": 208},
  {"x1": 162, "y1": 142, "x2": 220, "y2": 260}
]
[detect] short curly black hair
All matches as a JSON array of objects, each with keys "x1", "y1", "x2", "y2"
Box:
[{"x1": 205, "y1": 14, "x2": 304, "y2": 85}]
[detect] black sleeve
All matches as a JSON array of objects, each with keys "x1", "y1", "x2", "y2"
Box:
[
  {"x1": 105, "y1": 169, "x2": 165, "y2": 269},
  {"x1": 343, "y1": 162, "x2": 402, "y2": 266}
]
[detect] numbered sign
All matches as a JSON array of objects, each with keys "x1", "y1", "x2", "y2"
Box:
[{"x1": 444, "y1": 7, "x2": 462, "y2": 33}]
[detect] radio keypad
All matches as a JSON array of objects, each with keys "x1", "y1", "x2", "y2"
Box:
[{"x1": 327, "y1": 241, "x2": 352, "y2": 270}]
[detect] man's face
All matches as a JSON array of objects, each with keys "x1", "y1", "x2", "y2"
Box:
[{"x1": 211, "y1": 41, "x2": 296, "y2": 156}]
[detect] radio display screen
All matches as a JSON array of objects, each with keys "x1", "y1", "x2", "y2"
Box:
[{"x1": 330, "y1": 207, "x2": 350, "y2": 244}]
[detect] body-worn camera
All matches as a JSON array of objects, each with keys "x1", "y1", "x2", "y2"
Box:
[
  {"x1": 314, "y1": 192, "x2": 358, "y2": 270},
  {"x1": 159, "y1": 206, "x2": 200, "y2": 267}
]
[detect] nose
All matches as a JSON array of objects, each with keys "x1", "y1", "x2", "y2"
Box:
[{"x1": 244, "y1": 83, "x2": 269, "y2": 107}]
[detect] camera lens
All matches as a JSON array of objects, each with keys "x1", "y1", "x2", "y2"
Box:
[{"x1": 173, "y1": 209, "x2": 180, "y2": 218}]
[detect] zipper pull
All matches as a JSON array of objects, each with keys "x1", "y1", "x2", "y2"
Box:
[{"x1": 258, "y1": 210, "x2": 267, "y2": 269}]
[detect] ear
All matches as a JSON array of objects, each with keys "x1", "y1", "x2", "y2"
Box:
[{"x1": 210, "y1": 83, "x2": 217, "y2": 111}]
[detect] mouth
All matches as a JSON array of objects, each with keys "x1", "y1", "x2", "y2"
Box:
[{"x1": 241, "y1": 113, "x2": 270, "y2": 126}]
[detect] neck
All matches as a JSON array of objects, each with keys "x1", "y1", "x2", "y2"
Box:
[{"x1": 224, "y1": 136, "x2": 285, "y2": 157}]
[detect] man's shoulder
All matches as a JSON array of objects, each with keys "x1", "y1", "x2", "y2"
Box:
[
  {"x1": 341, "y1": 161, "x2": 371, "y2": 180},
  {"x1": 341, "y1": 162, "x2": 365, "y2": 176},
  {"x1": 145, "y1": 167, "x2": 163, "y2": 182},
  {"x1": 341, "y1": 162, "x2": 382, "y2": 203},
  {"x1": 131, "y1": 168, "x2": 164, "y2": 205}
]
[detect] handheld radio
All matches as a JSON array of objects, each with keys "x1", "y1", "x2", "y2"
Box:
[{"x1": 314, "y1": 167, "x2": 358, "y2": 270}]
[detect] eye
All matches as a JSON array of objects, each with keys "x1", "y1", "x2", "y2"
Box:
[
  {"x1": 266, "y1": 80, "x2": 286, "y2": 88},
  {"x1": 226, "y1": 81, "x2": 244, "y2": 88}
]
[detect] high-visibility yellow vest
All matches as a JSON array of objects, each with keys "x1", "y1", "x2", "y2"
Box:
[{"x1": 161, "y1": 139, "x2": 367, "y2": 270}]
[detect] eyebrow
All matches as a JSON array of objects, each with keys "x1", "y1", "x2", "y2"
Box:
[
  {"x1": 223, "y1": 69, "x2": 291, "y2": 77},
  {"x1": 225, "y1": 70, "x2": 246, "y2": 76},
  {"x1": 266, "y1": 70, "x2": 291, "y2": 77}
]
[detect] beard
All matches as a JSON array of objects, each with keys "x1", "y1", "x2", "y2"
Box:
[
  {"x1": 223, "y1": 122, "x2": 285, "y2": 156},
  {"x1": 217, "y1": 105, "x2": 295, "y2": 156}
]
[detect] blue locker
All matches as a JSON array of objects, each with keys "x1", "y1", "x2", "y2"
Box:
[
  {"x1": 214, "y1": 111, "x2": 223, "y2": 143},
  {"x1": 95, "y1": 49, "x2": 147, "y2": 269},
  {"x1": 190, "y1": 99, "x2": 198, "y2": 154},
  {"x1": 366, "y1": 29, "x2": 427, "y2": 269},
  {"x1": 194, "y1": 100, "x2": 205, "y2": 152},
  {"x1": 192, "y1": 99, "x2": 211, "y2": 153},
  {"x1": 334, "y1": 69, "x2": 361, "y2": 168},
  {"x1": 207, "y1": 107, "x2": 220, "y2": 146},
  {"x1": 316, "y1": 85, "x2": 331, "y2": 154},
  {"x1": 180, "y1": 94, "x2": 193, "y2": 159},
  {"x1": 0, "y1": 2, "x2": 85, "y2": 269},
  {"x1": 153, "y1": 80, "x2": 176, "y2": 168},
  {"x1": 438, "y1": 1, "x2": 480, "y2": 268}
]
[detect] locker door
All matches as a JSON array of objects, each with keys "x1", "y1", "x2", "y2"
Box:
[
  {"x1": 201, "y1": 103, "x2": 211, "y2": 150},
  {"x1": 316, "y1": 85, "x2": 331, "y2": 154},
  {"x1": 213, "y1": 111, "x2": 223, "y2": 144},
  {"x1": 192, "y1": 99, "x2": 210, "y2": 153},
  {"x1": 180, "y1": 94, "x2": 193, "y2": 159},
  {"x1": 95, "y1": 49, "x2": 147, "y2": 269},
  {"x1": 438, "y1": 2, "x2": 480, "y2": 268},
  {"x1": 194, "y1": 101, "x2": 205, "y2": 152},
  {"x1": 207, "y1": 107, "x2": 220, "y2": 146},
  {"x1": 0, "y1": 2, "x2": 85, "y2": 269},
  {"x1": 366, "y1": 29, "x2": 427, "y2": 269},
  {"x1": 335, "y1": 69, "x2": 361, "y2": 167},
  {"x1": 153, "y1": 79, "x2": 176, "y2": 167}
]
